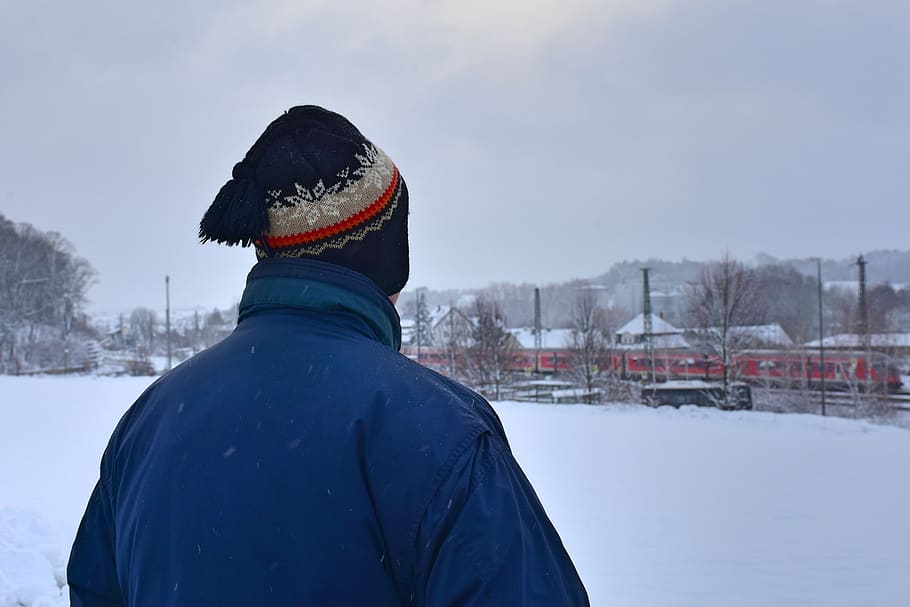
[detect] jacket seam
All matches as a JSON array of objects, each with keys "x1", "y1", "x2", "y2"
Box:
[
  {"x1": 416, "y1": 432, "x2": 507, "y2": 607},
  {"x1": 455, "y1": 435, "x2": 505, "y2": 607},
  {"x1": 404, "y1": 426, "x2": 488, "y2": 590}
]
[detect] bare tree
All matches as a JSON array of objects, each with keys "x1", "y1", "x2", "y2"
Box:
[
  {"x1": 688, "y1": 253, "x2": 761, "y2": 407},
  {"x1": 751, "y1": 264, "x2": 818, "y2": 343},
  {"x1": 439, "y1": 304, "x2": 473, "y2": 380},
  {"x1": 465, "y1": 296, "x2": 514, "y2": 400},
  {"x1": 867, "y1": 284, "x2": 900, "y2": 333},
  {"x1": 130, "y1": 307, "x2": 158, "y2": 353},
  {"x1": 0, "y1": 213, "x2": 96, "y2": 373},
  {"x1": 202, "y1": 307, "x2": 233, "y2": 347},
  {"x1": 566, "y1": 285, "x2": 612, "y2": 403}
]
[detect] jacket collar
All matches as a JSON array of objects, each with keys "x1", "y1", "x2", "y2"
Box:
[{"x1": 238, "y1": 258, "x2": 402, "y2": 350}]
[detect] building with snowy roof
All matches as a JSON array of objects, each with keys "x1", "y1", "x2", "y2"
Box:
[
  {"x1": 686, "y1": 323, "x2": 795, "y2": 350},
  {"x1": 510, "y1": 327, "x2": 575, "y2": 350},
  {"x1": 733, "y1": 324, "x2": 794, "y2": 348},
  {"x1": 686, "y1": 324, "x2": 794, "y2": 349},
  {"x1": 615, "y1": 314, "x2": 690, "y2": 349},
  {"x1": 401, "y1": 304, "x2": 476, "y2": 348}
]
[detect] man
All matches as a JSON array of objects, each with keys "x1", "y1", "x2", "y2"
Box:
[{"x1": 68, "y1": 106, "x2": 590, "y2": 606}]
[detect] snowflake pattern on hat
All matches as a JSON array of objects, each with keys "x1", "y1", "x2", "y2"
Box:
[
  {"x1": 262, "y1": 144, "x2": 400, "y2": 252},
  {"x1": 264, "y1": 144, "x2": 394, "y2": 233}
]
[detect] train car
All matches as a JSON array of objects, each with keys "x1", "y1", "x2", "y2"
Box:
[
  {"x1": 516, "y1": 348, "x2": 902, "y2": 392},
  {"x1": 534, "y1": 351, "x2": 573, "y2": 374},
  {"x1": 403, "y1": 345, "x2": 903, "y2": 393},
  {"x1": 402, "y1": 348, "x2": 458, "y2": 374},
  {"x1": 732, "y1": 350, "x2": 902, "y2": 393}
]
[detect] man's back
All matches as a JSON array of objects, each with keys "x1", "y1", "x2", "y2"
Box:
[{"x1": 68, "y1": 260, "x2": 590, "y2": 606}]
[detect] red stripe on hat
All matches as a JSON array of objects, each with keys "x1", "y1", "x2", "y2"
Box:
[{"x1": 267, "y1": 166, "x2": 399, "y2": 249}]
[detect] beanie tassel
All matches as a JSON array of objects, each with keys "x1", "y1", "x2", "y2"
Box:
[{"x1": 199, "y1": 177, "x2": 269, "y2": 247}]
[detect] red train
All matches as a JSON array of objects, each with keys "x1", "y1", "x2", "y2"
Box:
[
  {"x1": 402, "y1": 347, "x2": 904, "y2": 393},
  {"x1": 619, "y1": 350, "x2": 902, "y2": 393}
]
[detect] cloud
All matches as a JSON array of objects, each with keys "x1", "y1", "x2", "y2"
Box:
[
  {"x1": 181, "y1": 0, "x2": 679, "y2": 81},
  {"x1": 1, "y1": 0, "x2": 907, "y2": 308}
]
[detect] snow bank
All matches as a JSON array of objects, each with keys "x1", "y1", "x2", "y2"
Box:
[
  {"x1": 0, "y1": 509, "x2": 67, "y2": 607},
  {"x1": 0, "y1": 376, "x2": 149, "y2": 606},
  {"x1": 2, "y1": 376, "x2": 910, "y2": 606}
]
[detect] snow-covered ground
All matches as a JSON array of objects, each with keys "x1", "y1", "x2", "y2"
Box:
[{"x1": 1, "y1": 376, "x2": 909, "y2": 606}]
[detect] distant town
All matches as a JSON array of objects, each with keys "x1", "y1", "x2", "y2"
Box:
[{"x1": 3, "y1": 211, "x2": 909, "y2": 423}]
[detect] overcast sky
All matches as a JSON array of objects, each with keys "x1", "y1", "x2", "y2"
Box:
[{"x1": 1, "y1": 0, "x2": 907, "y2": 313}]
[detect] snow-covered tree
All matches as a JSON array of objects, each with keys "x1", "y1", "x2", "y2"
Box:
[
  {"x1": 687, "y1": 253, "x2": 761, "y2": 407},
  {"x1": 129, "y1": 307, "x2": 158, "y2": 352},
  {"x1": 566, "y1": 285, "x2": 613, "y2": 403},
  {"x1": 465, "y1": 296, "x2": 514, "y2": 400},
  {"x1": 0, "y1": 212, "x2": 96, "y2": 373},
  {"x1": 412, "y1": 289, "x2": 433, "y2": 350},
  {"x1": 751, "y1": 265, "x2": 818, "y2": 343}
]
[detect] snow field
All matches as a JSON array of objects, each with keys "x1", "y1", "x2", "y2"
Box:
[
  {"x1": 0, "y1": 377, "x2": 152, "y2": 607},
  {"x1": 496, "y1": 402, "x2": 910, "y2": 606},
  {"x1": 2, "y1": 376, "x2": 910, "y2": 606}
]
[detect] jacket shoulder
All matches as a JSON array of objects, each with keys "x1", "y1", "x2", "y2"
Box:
[{"x1": 379, "y1": 348, "x2": 507, "y2": 438}]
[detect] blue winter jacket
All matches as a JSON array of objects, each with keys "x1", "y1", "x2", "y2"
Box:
[{"x1": 68, "y1": 259, "x2": 590, "y2": 606}]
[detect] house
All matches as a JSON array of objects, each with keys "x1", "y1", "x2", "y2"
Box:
[
  {"x1": 686, "y1": 324, "x2": 794, "y2": 349},
  {"x1": 401, "y1": 304, "x2": 471, "y2": 348},
  {"x1": 509, "y1": 327, "x2": 574, "y2": 351},
  {"x1": 730, "y1": 324, "x2": 793, "y2": 348},
  {"x1": 615, "y1": 314, "x2": 690, "y2": 350}
]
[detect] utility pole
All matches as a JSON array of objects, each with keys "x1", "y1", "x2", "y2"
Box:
[
  {"x1": 856, "y1": 255, "x2": 868, "y2": 349},
  {"x1": 817, "y1": 259, "x2": 826, "y2": 416},
  {"x1": 855, "y1": 255, "x2": 870, "y2": 403},
  {"x1": 642, "y1": 268, "x2": 655, "y2": 383},
  {"x1": 534, "y1": 287, "x2": 541, "y2": 375},
  {"x1": 165, "y1": 275, "x2": 172, "y2": 371}
]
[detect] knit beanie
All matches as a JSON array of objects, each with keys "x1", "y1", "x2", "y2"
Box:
[{"x1": 199, "y1": 105, "x2": 409, "y2": 295}]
